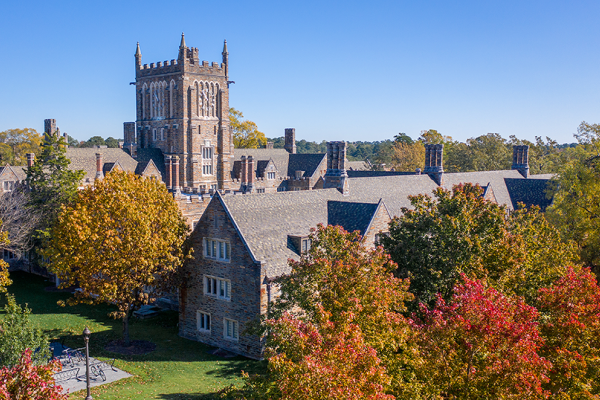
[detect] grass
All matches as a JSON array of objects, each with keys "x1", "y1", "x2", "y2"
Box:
[{"x1": 3, "y1": 271, "x2": 264, "y2": 399}]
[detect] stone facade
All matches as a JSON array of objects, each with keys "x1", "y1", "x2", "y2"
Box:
[
  {"x1": 179, "y1": 195, "x2": 264, "y2": 359},
  {"x1": 131, "y1": 35, "x2": 232, "y2": 192}
]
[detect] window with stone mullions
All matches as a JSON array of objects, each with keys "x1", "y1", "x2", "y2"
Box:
[
  {"x1": 203, "y1": 238, "x2": 230, "y2": 262},
  {"x1": 202, "y1": 146, "x2": 213, "y2": 175},
  {"x1": 267, "y1": 172, "x2": 276, "y2": 180},
  {"x1": 204, "y1": 275, "x2": 231, "y2": 300}
]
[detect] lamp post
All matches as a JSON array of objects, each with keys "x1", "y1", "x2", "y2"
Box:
[{"x1": 83, "y1": 326, "x2": 92, "y2": 400}]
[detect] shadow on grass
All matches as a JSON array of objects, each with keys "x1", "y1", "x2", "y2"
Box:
[
  {"x1": 5, "y1": 271, "x2": 264, "y2": 369},
  {"x1": 157, "y1": 393, "x2": 222, "y2": 400}
]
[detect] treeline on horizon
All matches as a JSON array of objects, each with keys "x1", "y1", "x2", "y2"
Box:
[{"x1": 269, "y1": 130, "x2": 580, "y2": 175}]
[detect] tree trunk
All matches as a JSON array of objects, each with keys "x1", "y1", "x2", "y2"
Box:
[{"x1": 123, "y1": 310, "x2": 130, "y2": 346}]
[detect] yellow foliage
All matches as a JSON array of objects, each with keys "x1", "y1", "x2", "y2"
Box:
[{"x1": 44, "y1": 171, "x2": 190, "y2": 327}]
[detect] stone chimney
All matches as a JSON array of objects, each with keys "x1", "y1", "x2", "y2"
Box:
[
  {"x1": 266, "y1": 141, "x2": 274, "y2": 149},
  {"x1": 284, "y1": 128, "x2": 296, "y2": 154},
  {"x1": 423, "y1": 144, "x2": 444, "y2": 185},
  {"x1": 241, "y1": 156, "x2": 248, "y2": 185},
  {"x1": 95, "y1": 153, "x2": 104, "y2": 181},
  {"x1": 63, "y1": 132, "x2": 69, "y2": 148},
  {"x1": 124, "y1": 122, "x2": 137, "y2": 157},
  {"x1": 247, "y1": 156, "x2": 255, "y2": 193},
  {"x1": 165, "y1": 155, "x2": 172, "y2": 189},
  {"x1": 26, "y1": 153, "x2": 34, "y2": 168},
  {"x1": 512, "y1": 145, "x2": 530, "y2": 178},
  {"x1": 323, "y1": 141, "x2": 349, "y2": 195}
]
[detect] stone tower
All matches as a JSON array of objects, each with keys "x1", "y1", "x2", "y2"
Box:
[{"x1": 130, "y1": 34, "x2": 232, "y2": 191}]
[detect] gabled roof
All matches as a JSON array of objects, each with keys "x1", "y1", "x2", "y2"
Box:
[
  {"x1": 135, "y1": 148, "x2": 166, "y2": 177},
  {"x1": 0, "y1": 165, "x2": 26, "y2": 181},
  {"x1": 66, "y1": 148, "x2": 138, "y2": 180}
]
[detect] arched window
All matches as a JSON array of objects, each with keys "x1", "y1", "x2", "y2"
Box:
[
  {"x1": 169, "y1": 80, "x2": 175, "y2": 117},
  {"x1": 142, "y1": 83, "x2": 147, "y2": 119}
]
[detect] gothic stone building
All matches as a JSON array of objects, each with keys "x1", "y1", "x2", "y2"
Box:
[{"x1": 179, "y1": 141, "x2": 553, "y2": 359}]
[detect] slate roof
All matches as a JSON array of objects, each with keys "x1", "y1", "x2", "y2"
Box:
[
  {"x1": 220, "y1": 189, "x2": 383, "y2": 276},
  {"x1": 347, "y1": 161, "x2": 369, "y2": 171},
  {"x1": 327, "y1": 201, "x2": 380, "y2": 236},
  {"x1": 135, "y1": 148, "x2": 166, "y2": 177},
  {"x1": 217, "y1": 169, "x2": 553, "y2": 277},
  {"x1": 233, "y1": 149, "x2": 325, "y2": 178},
  {"x1": 440, "y1": 170, "x2": 526, "y2": 210},
  {"x1": 0, "y1": 165, "x2": 27, "y2": 181},
  {"x1": 505, "y1": 176, "x2": 553, "y2": 211},
  {"x1": 66, "y1": 148, "x2": 138, "y2": 180},
  {"x1": 347, "y1": 170, "x2": 416, "y2": 178}
]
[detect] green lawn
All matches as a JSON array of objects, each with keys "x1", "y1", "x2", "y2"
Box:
[{"x1": 3, "y1": 271, "x2": 263, "y2": 399}]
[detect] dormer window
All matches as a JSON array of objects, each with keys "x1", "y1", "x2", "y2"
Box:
[
  {"x1": 301, "y1": 238, "x2": 312, "y2": 253},
  {"x1": 289, "y1": 235, "x2": 312, "y2": 255},
  {"x1": 267, "y1": 172, "x2": 276, "y2": 180}
]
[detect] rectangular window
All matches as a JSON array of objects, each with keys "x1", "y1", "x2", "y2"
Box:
[
  {"x1": 152, "y1": 129, "x2": 157, "y2": 141},
  {"x1": 203, "y1": 238, "x2": 230, "y2": 262},
  {"x1": 224, "y1": 318, "x2": 239, "y2": 340},
  {"x1": 160, "y1": 128, "x2": 165, "y2": 141},
  {"x1": 267, "y1": 172, "x2": 276, "y2": 180},
  {"x1": 256, "y1": 188, "x2": 265, "y2": 193},
  {"x1": 204, "y1": 275, "x2": 231, "y2": 300},
  {"x1": 196, "y1": 311, "x2": 211, "y2": 332},
  {"x1": 202, "y1": 147, "x2": 214, "y2": 176}
]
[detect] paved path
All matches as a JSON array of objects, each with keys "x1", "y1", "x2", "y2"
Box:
[{"x1": 52, "y1": 345, "x2": 132, "y2": 394}]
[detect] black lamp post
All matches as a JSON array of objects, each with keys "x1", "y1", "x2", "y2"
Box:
[{"x1": 83, "y1": 326, "x2": 92, "y2": 400}]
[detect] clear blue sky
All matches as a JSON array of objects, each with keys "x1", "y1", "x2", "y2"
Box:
[{"x1": 1, "y1": 0, "x2": 599, "y2": 144}]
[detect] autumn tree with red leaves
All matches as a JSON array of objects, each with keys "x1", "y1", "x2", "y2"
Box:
[
  {"x1": 237, "y1": 225, "x2": 416, "y2": 399},
  {"x1": 0, "y1": 349, "x2": 67, "y2": 400},
  {"x1": 538, "y1": 266, "x2": 600, "y2": 398},
  {"x1": 412, "y1": 276, "x2": 550, "y2": 399}
]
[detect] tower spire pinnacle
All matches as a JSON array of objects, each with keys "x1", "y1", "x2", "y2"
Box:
[
  {"x1": 222, "y1": 39, "x2": 228, "y2": 55},
  {"x1": 135, "y1": 42, "x2": 141, "y2": 57},
  {"x1": 179, "y1": 32, "x2": 186, "y2": 49}
]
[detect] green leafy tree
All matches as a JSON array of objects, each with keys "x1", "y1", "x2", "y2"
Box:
[
  {"x1": 230, "y1": 108, "x2": 267, "y2": 148},
  {"x1": 0, "y1": 294, "x2": 50, "y2": 367},
  {"x1": 105, "y1": 136, "x2": 121, "y2": 148},
  {"x1": 25, "y1": 133, "x2": 84, "y2": 238},
  {"x1": 44, "y1": 170, "x2": 190, "y2": 344},
  {"x1": 418, "y1": 129, "x2": 451, "y2": 145},
  {"x1": 380, "y1": 183, "x2": 577, "y2": 308},
  {"x1": 547, "y1": 121, "x2": 600, "y2": 269},
  {"x1": 80, "y1": 135, "x2": 106, "y2": 148}
]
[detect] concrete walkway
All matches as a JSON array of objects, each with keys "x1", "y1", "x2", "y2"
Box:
[{"x1": 52, "y1": 344, "x2": 132, "y2": 394}]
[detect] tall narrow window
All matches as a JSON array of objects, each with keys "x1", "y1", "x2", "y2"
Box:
[
  {"x1": 196, "y1": 311, "x2": 211, "y2": 332},
  {"x1": 202, "y1": 146, "x2": 214, "y2": 176},
  {"x1": 224, "y1": 318, "x2": 239, "y2": 340}
]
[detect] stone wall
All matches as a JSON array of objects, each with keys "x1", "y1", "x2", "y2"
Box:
[{"x1": 179, "y1": 196, "x2": 265, "y2": 359}]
